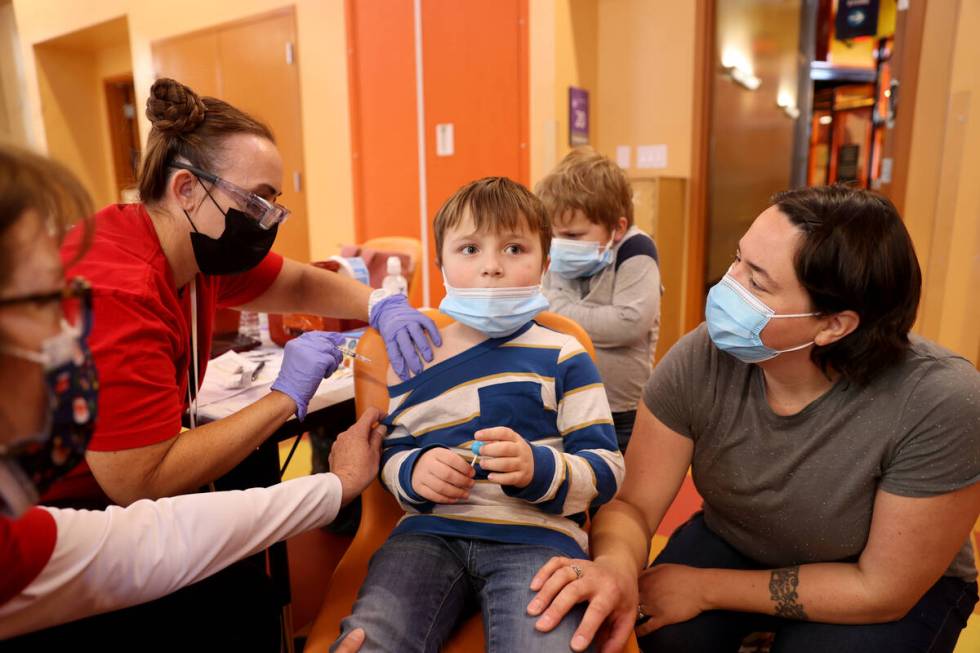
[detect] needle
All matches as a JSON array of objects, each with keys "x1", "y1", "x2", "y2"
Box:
[{"x1": 338, "y1": 345, "x2": 372, "y2": 363}]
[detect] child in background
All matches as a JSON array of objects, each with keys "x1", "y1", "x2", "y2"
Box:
[
  {"x1": 536, "y1": 147, "x2": 661, "y2": 452},
  {"x1": 332, "y1": 177, "x2": 624, "y2": 653}
]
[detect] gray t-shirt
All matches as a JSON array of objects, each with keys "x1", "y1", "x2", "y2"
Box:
[{"x1": 643, "y1": 324, "x2": 980, "y2": 580}]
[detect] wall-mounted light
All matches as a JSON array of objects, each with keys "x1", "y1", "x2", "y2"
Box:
[
  {"x1": 721, "y1": 46, "x2": 761, "y2": 91},
  {"x1": 777, "y1": 89, "x2": 800, "y2": 119},
  {"x1": 818, "y1": 115, "x2": 833, "y2": 125}
]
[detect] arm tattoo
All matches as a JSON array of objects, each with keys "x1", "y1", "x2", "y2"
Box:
[{"x1": 769, "y1": 566, "x2": 808, "y2": 620}]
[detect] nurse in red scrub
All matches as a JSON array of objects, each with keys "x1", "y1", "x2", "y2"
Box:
[
  {"x1": 0, "y1": 144, "x2": 372, "y2": 651},
  {"x1": 49, "y1": 77, "x2": 439, "y2": 509},
  {"x1": 19, "y1": 78, "x2": 439, "y2": 649}
]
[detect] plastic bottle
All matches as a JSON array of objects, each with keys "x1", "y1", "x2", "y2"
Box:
[
  {"x1": 381, "y1": 256, "x2": 408, "y2": 296},
  {"x1": 239, "y1": 310, "x2": 261, "y2": 342}
]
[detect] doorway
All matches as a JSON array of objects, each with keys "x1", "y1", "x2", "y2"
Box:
[{"x1": 104, "y1": 75, "x2": 140, "y2": 201}]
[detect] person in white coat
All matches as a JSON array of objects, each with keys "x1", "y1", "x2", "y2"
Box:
[{"x1": 0, "y1": 144, "x2": 373, "y2": 650}]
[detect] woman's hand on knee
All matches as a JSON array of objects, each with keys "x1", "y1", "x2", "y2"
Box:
[
  {"x1": 527, "y1": 555, "x2": 639, "y2": 653},
  {"x1": 635, "y1": 563, "x2": 708, "y2": 637}
]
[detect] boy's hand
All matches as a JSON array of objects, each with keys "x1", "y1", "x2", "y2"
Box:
[
  {"x1": 411, "y1": 448, "x2": 475, "y2": 503},
  {"x1": 475, "y1": 427, "x2": 534, "y2": 488}
]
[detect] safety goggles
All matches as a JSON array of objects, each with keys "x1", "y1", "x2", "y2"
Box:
[
  {"x1": 0, "y1": 277, "x2": 92, "y2": 367},
  {"x1": 170, "y1": 162, "x2": 290, "y2": 230}
]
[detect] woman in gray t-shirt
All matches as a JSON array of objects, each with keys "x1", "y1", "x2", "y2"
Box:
[{"x1": 526, "y1": 186, "x2": 980, "y2": 653}]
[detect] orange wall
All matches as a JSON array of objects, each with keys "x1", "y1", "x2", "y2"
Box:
[
  {"x1": 347, "y1": 0, "x2": 420, "y2": 246},
  {"x1": 346, "y1": 0, "x2": 528, "y2": 306},
  {"x1": 420, "y1": 0, "x2": 528, "y2": 304}
]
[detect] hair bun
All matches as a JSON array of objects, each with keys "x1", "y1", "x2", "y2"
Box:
[{"x1": 146, "y1": 78, "x2": 206, "y2": 136}]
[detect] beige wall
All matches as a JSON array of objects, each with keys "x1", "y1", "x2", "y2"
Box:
[
  {"x1": 12, "y1": 0, "x2": 354, "y2": 260},
  {"x1": 903, "y1": 0, "x2": 980, "y2": 364},
  {"x1": 34, "y1": 44, "x2": 117, "y2": 206},
  {"x1": 596, "y1": 0, "x2": 695, "y2": 179},
  {"x1": 530, "y1": 0, "x2": 697, "y2": 183},
  {"x1": 530, "y1": 0, "x2": 599, "y2": 186}
]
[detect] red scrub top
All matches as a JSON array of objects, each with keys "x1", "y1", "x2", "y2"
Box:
[
  {"x1": 0, "y1": 508, "x2": 57, "y2": 606},
  {"x1": 44, "y1": 203, "x2": 283, "y2": 506}
]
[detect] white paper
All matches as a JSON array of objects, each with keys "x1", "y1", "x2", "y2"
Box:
[
  {"x1": 208, "y1": 351, "x2": 262, "y2": 390},
  {"x1": 636, "y1": 145, "x2": 668, "y2": 169},
  {"x1": 616, "y1": 145, "x2": 631, "y2": 169},
  {"x1": 195, "y1": 346, "x2": 354, "y2": 422}
]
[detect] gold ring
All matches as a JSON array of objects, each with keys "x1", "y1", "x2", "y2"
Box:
[
  {"x1": 570, "y1": 564, "x2": 584, "y2": 580},
  {"x1": 637, "y1": 603, "x2": 651, "y2": 624}
]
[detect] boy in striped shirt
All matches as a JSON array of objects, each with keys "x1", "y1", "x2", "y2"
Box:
[{"x1": 334, "y1": 177, "x2": 625, "y2": 653}]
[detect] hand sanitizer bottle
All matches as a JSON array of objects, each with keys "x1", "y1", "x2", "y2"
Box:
[{"x1": 381, "y1": 256, "x2": 408, "y2": 296}]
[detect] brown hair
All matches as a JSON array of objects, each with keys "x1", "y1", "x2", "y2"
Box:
[
  {"x1": 772, "y1": 185, "x2": 922, "y2": 385},
  {"x1": 535, "y1": 147, "x2": 634, "y2": 231},
  {"x1": 138, "y1": 78, "x2": 275, "y2": 203},
  {"x1": 0, "y1": 143, "x2": 92, "y2": 291},
  {"x1": 433, "y1": 177, "x2": 551, "y2": 266}
]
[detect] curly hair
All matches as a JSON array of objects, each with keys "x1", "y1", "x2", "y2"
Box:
[{"x1": 138, "y1": 78, "x2": 274, "y2": 203}]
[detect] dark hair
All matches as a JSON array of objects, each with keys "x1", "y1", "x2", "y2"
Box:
[
  {"x1": 535, "y1": 147, "x2": 634, "y2": 230},
  {"x1": 0, "y1": 143, "x2": 92, "y2": 292},
  {"x1": 433, "y1": 177, "x2": 551, "y2": 265},
  {"x1": 771, "y1": 185, "x2": 921, "y2": 385},
  {"x1": 138, "y1": 78, "x2": 275, "y2": 203}
]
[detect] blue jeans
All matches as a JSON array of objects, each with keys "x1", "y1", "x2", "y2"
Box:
[
  {"x1": 333, "y1": 533, "x2": 592, "y2": 653},
  {"x1": 639, "y1": 513, "x2": 979, "y2": 653},
  {"x1": 612, "y1": 410, "x2": 637, "y2": 453}
]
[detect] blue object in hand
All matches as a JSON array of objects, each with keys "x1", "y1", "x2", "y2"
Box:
[
  {"x1": 369, "y1": 294, "x2": 443, "y2": 381},
  {"x1": 271, "y1": 331, "x2": 345, "y2": 421},
  {"x1": 471, "y1": 441, "x2": 484, "y2": 456}
]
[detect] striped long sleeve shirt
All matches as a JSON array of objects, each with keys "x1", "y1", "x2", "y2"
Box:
[{"x1": 379, "y1": 321, "x2": 625, "y2": 557}]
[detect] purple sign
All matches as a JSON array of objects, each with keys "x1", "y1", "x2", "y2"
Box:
[{"x1": 569, "y1": 87, "x2": 589, "y2": 146}]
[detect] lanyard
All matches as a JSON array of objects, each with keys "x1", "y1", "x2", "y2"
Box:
[
  {"x1": 186, "y1": 278, "x2": 200, "y2": 430},
  {"x1": 185, "y1": 278, "x2": 216, "y2": 492}
]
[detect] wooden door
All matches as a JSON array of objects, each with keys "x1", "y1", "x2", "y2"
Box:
[
  {"x1": 872, "y1": 2, "x2": 925, "y2": 215},
  {"x1": 104, "y1": 75, "x2": 141, "y2": 199},
  {"x1": 152, "y1": 31, "x2": 221, "y2": 98},
  {"x1": 152, "y1": 9, "x2": 310, "y2": 262}
]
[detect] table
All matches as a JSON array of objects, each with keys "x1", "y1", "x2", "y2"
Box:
[{"x1": 197, "y1": 344, "x2": 357, "y2": 651}]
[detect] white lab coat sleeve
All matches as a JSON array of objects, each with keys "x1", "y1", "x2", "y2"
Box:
[{"x1": 0, "y1": 472, "x2": 343, "y2": 638}]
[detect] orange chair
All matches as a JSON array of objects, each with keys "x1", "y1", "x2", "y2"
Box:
[
  {"x1": 362, "y1": 236, "x2": 425, "y2": 308},
  {"x1": 305, "y1": 311, "x2": 640, "y2": 653}
]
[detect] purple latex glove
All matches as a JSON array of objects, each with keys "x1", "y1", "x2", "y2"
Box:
[
  {"x1": 271, "y1": 331, "x2": 345, "y2": 421},
  {"x1": 369, "y1": 294, "x2": 442, "y2": 380}
]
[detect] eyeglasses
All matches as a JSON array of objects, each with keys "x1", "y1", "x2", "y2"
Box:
[
  {"x1": 0, "y1": 277, "x2": 93, "y2": 336},
  {"x1": 170, "y1": 162, "x2": 290, "y2": 230}
]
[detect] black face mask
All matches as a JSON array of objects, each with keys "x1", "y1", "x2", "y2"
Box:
[{"x1": 184, "y1": 189, "x2": 278, "y2": 276}]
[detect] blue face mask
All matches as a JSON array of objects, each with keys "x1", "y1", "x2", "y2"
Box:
[
  {"x1": 549, "y1": 237, "x2": 615, "y2": 279},
  {"x1": 439, "y1": 279, "x2": 550, "y2": 338},
  {"x1": 705, "y1": 273, "x2": 818, "y2": 364}
]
